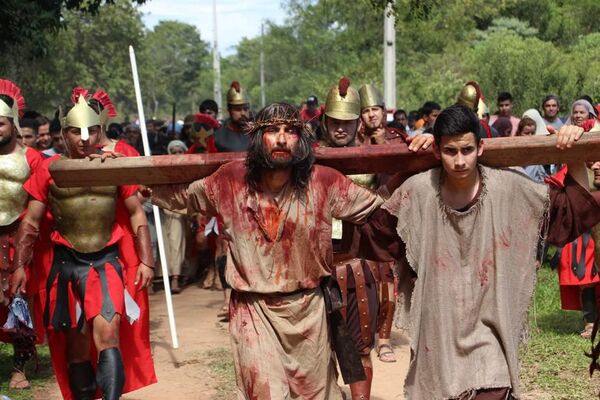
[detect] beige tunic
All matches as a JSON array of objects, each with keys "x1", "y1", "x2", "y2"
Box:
[
  {"x1": 384, "y1": 166, "x2": 549, "y2": 399},
  {"x1": 152, "y1": 160, "x2": 382, "y2": 400}
]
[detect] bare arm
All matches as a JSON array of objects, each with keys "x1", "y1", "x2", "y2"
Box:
[
  {"x1": 124, "y1": 194, "x2": 154, "y2": 289},
  {"x1": 124, "y1": 194, "x2": 147, "y2": 234},
  {"x1": 556, "y1": 124, "x2": 590, "y2": 189}
]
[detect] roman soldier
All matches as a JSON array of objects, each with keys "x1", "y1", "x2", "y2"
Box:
[
  {"x1": 214, "y1": 81, "x2": 251, "y2": 152},
  {"x1": 319, "y1": 78, "x2": 434, "y2": 399},
  {"x1": 11, "y1": 91, "x2": 156, "y2": 400},
  {"x1": 358, "y1": 84, "x2": 406, "y2": 145},
  {"x1": 456, "y1": 80, "x2": 497, "y2": 139},
  {"x1": 0, "y1": 79, "x2": 43, "y2": 390}
]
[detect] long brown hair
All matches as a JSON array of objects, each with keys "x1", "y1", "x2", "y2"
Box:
[{"x1": 245, "y1": 103, "x2": 315, "y2": 193}]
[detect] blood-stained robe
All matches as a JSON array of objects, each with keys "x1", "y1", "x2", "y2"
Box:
[{"x1": 152, "y1": 160, "x2": 382, "y2": 400}]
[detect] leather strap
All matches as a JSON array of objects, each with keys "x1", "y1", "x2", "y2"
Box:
[
  {"x1": 13, "y1": 221, "x2": 39, "y2": 271},
  {"x1": 336, "y1": 264, "x2": 349, "y2": 320},
  {"x1": 353, "y1": 260, "x2": 372, "y2": 348},
  {"x1": 134, "y1": 225, "x2": 155, "y2": 269},
  {"x1": 377, "y1": 281, "x2": 395, "y2": 339}
]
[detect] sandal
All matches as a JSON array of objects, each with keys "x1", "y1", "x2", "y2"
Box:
[
  {"x1": 9, "y1": 370, "x2": 30, "y2": 389},
  {"x1": 581, "y1": 322, "x2": 594, "y2": 339},
  {"x1": 217, "y1": 306, "x2": 229, "y2": 321},
  {"x1": 377, "y1": 343, "x2": 397, "y2": 363}
]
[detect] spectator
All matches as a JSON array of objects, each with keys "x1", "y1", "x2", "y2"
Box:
[
  {"x1": 413, "y1": 101, "x2": 441, "y2": 135},
  {"x1": 180, "y1": 114, "x2": 195, "y2": 147},
  {"x1": 18, "y1": 118, "x2": 37, "y2": 147},
  {"x1": 566, "y1": 99, "x2": 600, "y2": 131},
  {"x1": 541, "y1": 95, "x2": 563, "y2": 130},
  {"x1": 35, "y1": 115, "x2": 51, "y2": 151},
  {"x1": 522, "y1": 109, "x2": 552, "y2": 135},
  {"x1": 491, "y1": 116, "x2": 513, "y2": 137},
  {"x1": 390, "y1": 109, "x2": 408, "y2": 131},
  {"x1": 199, "y1": 99, "x2": 219, "y2": 120},
  {"x1": 107, "y1": 122, "x2": 123, "y2": 140},
  {"x1": 160, "y1": 140, "x2": 190, "y2": 294},
  {"x1": 407, "y1": 110, "x2": 419, "y2": 135},
  {"x1": 42, "y1": 117, "x2": 65, "y2": 157},
  {"x1": 123, "y1": 124, "x2": 144, "y2": 155},
  {"x1": 516, "y1": 117, "x2": 536, "y2": 136},
  {"x1": 146, "y1": 119, "x2": 168, "y2": 154},
  {"x1": 300, "y1": 95, "x2": 321, "y2": 134},
  {"x1": 490, "y1": 92, "x2": 520, "y2": 135}
]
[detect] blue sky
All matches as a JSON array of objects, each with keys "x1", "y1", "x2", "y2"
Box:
[{"x1": 140, "y1": 0, "x2": 288, "y2": 56}]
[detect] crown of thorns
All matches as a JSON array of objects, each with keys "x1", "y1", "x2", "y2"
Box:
[{"x1": 244, "y1": 106, "x2": 310, "y2": 136}]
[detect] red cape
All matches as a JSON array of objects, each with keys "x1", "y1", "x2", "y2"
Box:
[
  {"x1": 546, "y1": 166, "x2": 600, "y2": 311},
  {"x1": 35, "y1": 143, "x2": 156, "y2": 399}
]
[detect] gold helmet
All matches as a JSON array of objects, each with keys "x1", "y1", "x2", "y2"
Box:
[
  {"x1": 60, "y1": 88, "x2": 102, "y2": 141},
  {"x1": 456, "y1": 81, "x2": 482, "y2": 110},
  {"x1": 477, "y1": 98, "x2": 489, "y2": 120},
  {"x1": 0, "y1": 79, "x2": 25, "y2": 134},
  {"x1": 358, "y1": 84, "x2": 384, "y2": 111},
  {"x1": 226, "y1": 81, "x2": 249, "y2": 106},
  {"x1": 323, "y1": 77, "x2": 360, "y2": 120}
]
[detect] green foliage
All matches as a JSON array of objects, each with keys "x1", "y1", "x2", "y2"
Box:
[
  {"x1": 144, "y1": 21, "x2": 212, "y2": 118},
  {"x1": 521, "y1": 267, "x2": 600, "y2": 398},
  {"x1": 4, "y1": 0, "x2": 600, "y2": 121},
  {"x1": 0, "y1": 0, "x2": 146, "y2": 55}
]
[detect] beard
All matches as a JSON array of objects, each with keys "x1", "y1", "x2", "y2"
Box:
[
  {"x1": 0, "y1": 132, "x2": 14, "y2": 147},
  {"x1": 259, "y1": 145, "x2": 297, "y2": 169}
]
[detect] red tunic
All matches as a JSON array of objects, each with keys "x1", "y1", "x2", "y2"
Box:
[
  {"x1": 24, "y1": 153, "x2": 156, "y2": 400},
  {"x1": 546, "y1": 166, "x2": 600, "y2": 310}
]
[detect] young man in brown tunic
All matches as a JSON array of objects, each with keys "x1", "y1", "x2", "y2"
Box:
[
  {"x1": 351, "y1": 105, "x2": 600, "y2": 399},
  {"x1": 150, "y1": 103, "x2": 387, "y2": 400}
]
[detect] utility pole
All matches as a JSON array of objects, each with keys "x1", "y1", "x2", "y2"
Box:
[
  {"x1": 212, "y1": 0, "x2": 222, "y2": 119},
  {"x1": 260, "y1": 23, "x2": 266, "y2": 108},
  {"x1": 383, "y1": 1, "x2": 396, "y2": 111}
]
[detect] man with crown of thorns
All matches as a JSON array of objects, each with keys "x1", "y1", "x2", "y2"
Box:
[{"x1": 148, "y1": 102, "x2": 415, "y2": 399}]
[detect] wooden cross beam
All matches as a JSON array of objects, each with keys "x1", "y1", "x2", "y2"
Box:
[{"x1": 49, "y1": 133, "x2": 600, "y2": 187}]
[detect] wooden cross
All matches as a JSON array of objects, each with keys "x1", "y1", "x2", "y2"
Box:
[{"x1": 49, "y1": 133, "x2": 600, "y2": 187}]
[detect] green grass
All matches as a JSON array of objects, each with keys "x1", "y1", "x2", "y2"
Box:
[
  {"x1": 0, "y1": 343, "x2": 54, "y2": 400},
  {"x1": 205, "y1": 347, "x2": 236, "y2": 400},
  {"x1": 521, "y1": 266, "x2": 600, "y2": 399}
]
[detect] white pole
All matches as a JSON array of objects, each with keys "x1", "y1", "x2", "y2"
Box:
[
  {"x1": 129, "y1": 45, "x2": 179, "y2": 349},
  {"x1": 383, "y1": 1, "x2": 396, "y2": 111},
  {"x1": 260, "y1": 23, "x2": 266, "y2": 108},
  {"x1": 213, "y1": 0, "x2": 222, "y2": 119}
]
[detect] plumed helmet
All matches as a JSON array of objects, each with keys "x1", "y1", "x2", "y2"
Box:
[
  {"x1": 0, "y1": 79, "x2": 26, "y2": 134},
  {"x1": 324, "y1": 77, "x2": 360, "y2": 121},
  {"x1": 456, "y1": 81, "x2": 482, "y2": 110},
  {"x1": 226, "y1": 81, "x2": 249, "y2": 106},
  {"x1": 358, "y1": 84, "x2": 384, "y2": 111},
  {"x1": 60, "y1": 89, "x2": 102, "y2": 141},
  {"x1": 477, "y1": 98, "x2": 489, "y2": 119}
]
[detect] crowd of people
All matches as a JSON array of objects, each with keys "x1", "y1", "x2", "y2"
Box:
[{"x1": 0, "y1": 75, "x2": 599, "y2": 400}]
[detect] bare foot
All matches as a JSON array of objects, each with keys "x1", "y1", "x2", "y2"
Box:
[{"x1": 9, "y1": 370, "x2": 30, "y2": 389}]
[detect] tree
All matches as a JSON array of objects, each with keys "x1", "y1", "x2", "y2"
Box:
[
  {"x1": 144, "y1": 21, "x2": 212, "y2": 118},
  {"x1": 0, "y1": 0, "x2": 146, "y2": 55}
]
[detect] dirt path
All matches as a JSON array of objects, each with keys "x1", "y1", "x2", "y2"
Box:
[{"x1": 40, "y1": 287, "x2": 410, "y2": 399}]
